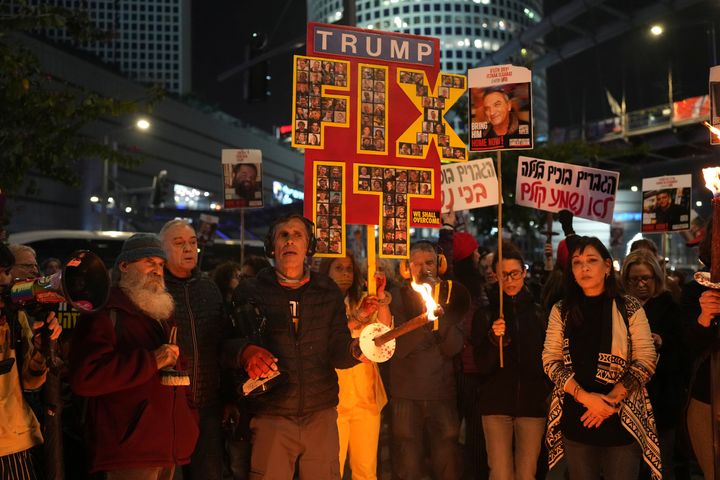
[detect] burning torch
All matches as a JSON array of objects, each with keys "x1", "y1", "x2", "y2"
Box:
[{"x1": 358, "y1": 277, "x2": 444, "y2": 363}]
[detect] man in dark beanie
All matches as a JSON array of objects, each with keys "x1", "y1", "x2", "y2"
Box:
[{"x1": 70, "y1": 233, "x2": 198, "y2": 479}]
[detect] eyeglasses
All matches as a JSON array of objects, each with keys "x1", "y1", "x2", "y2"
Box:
[
  {"x1": 500, "y1": 270, "x2": 523, "y2": 281},
  {"x1": 628, "y1": 275, "x2": 654, "y2": 285}
]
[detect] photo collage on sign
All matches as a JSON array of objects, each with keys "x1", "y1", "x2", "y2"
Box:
[
  {"x1": 294, "y1": 57, "x2": 348, "y2": 147},
  {"x1": 358, "y1": 165, "x2": 433, "y2": 256},
  {"x1": 315, "y1": 163, "x2": 344, "y2": 255},
  {"x1": 359, "y1": 65, "x2": 387, "y2": 153},
  {"x1": 397, "y1": 71, "x2": 466, "y2": 160}
]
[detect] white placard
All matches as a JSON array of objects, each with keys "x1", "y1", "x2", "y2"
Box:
[
  {"x1": 440, "y1": 158, "x2": 498, "y2": 213},
  {"x1": 515, "y1": 156, "x2": 619, "y2": 224}
]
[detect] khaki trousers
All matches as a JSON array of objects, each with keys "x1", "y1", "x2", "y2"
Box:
[{"x1": 249, "y1": 408, "x2": 340, "y2": 480}]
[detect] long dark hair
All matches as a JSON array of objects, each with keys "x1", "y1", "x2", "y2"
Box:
[
  {"x1": 453, "y1": 256, "x2": 484, "y2": 298},
  {"x1": 561, "y1": 236, "x2": 620, "y2": 328},
  {"x1": 318, "y1": 255, "x2": 364, "y2": 307},
  {"x1": 212, "y1": 261, "x2": 242, "y2": 300}
]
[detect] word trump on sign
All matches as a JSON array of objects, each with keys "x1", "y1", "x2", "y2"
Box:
[{"x1": 296, "y1": 23, "x2": 467, "y2": 258}]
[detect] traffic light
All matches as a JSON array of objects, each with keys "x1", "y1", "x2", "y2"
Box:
[
  {"x1": 151, "y1": 170, "x2": 171, "y2": 207},
  {"x1": 246, "y1": 32, "x2": 269, "y2": 102}
]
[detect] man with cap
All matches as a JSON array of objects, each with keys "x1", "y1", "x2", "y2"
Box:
[{"x1": 70, "y1": 233, "x2": 199, "y2": 479}]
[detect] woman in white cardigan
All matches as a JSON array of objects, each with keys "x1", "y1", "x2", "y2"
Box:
[{"x1": 542, "y1": 236, "x2": 661, "y2": 480}]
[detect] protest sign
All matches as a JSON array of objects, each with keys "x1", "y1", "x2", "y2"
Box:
[
  {"x1": 295, "y1": 23, "x2": 467, "y2": 258},
  {"x1": 222, "y1": 149, "x2": 263, "y2": 209},
  {"x1": 710, "y1": 66, "x2": 720, "y2": 145},
  {"x1": 468, "y1": 65, "x2": 533, "y2": 152},
  {"x1": 641, "y1": 174, "x2": 691, "y2": 233},
  {"x1": 440, "y1": 158, "x2": 498, "y2": 213},
  {"x1": 515, "y1": 156, "x2": 618, "y2": 224}
]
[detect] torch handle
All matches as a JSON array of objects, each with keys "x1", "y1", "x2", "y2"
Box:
[
  {"x1": 712, "y1": 198, "x2": 720, "y2": 283},
  {"x1": 499, "y1": 334, "x2": 504, "y2": 368},
  {"x1": 374, "y1": 312, "x2": 429, "y2": 346}
]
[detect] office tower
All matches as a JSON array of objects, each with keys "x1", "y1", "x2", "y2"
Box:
[
  {"x1": 308, "y1": 0, "x2": 547, "y2": 139},
  {"x1": 16, "y1": 0, "x2": 191, "y2": 94}
]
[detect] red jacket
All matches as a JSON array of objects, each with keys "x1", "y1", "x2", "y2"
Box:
[{"x1": 69, "y1": 287, "x2": 199, "y2": 473}]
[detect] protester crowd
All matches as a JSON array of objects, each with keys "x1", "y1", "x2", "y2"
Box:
[{"x1": 0, "y1": 208, "x2": 717, "y2": 480}]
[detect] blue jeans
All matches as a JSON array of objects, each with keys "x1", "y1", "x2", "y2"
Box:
[
  {"x1": 391, "y1": 398, "x2": 461, "y2": 480},
  {"x1": 481, "y1": 415, "x2": 545, "y2": 480},
  {"x1": 563, "y1": 437, "x2": 641, "y2": 480}
]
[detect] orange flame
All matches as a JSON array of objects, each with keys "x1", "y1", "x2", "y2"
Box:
[
  {"x1": 702, "y1": 167, "x2": 720, "y2": 197},
  {"x1": 410, "y1": 281, "x2": 439, "y2": 321},
  {"x1": 704, "y1": 121, "x2": 720, "y2": 139}
]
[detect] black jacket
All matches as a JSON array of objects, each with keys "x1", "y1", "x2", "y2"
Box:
[
  {"x1": 680, "y1": 278, "x2": 719, "y2": 405},
  {"x1": 643, "y1": 291, "x2": 686, "y2": 428},
  {"x1": 472, "y1": 286, "x2": 551, "y2": 417},
  {"x1": 388, "y1": 280, "x2": 468, "y2": 400},
  {"x1": 164, "y1": 268, "x2": 230, "y2": 409},
  {"x1": 229, "y1": 268, "x2": 358, "y2": 416}
]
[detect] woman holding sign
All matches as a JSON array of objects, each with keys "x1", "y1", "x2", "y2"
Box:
[
  {"x1": 542, "y1": 237, "x2": 660, "y2": 480},
  {"x1": 472, "y1": 243, "x2": 551, "y2": 480},
  {"x1": 319, "y1": 256, "x2": 391, "y2": 480}
]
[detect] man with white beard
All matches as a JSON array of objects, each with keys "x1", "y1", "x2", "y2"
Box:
[{"x1": 70, "y1": 233, "x2": 199, "y2": 479}]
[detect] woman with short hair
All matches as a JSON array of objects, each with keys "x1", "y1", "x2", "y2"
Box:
[
  {"x1": 621, "y1": 249, "x2": 683, "y2": 479},
  {"x1": 473, "y1": 242, "x2": 551, "y2": 480}
]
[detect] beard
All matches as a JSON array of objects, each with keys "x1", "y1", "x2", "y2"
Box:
[
  {"x1": 119, "y1": 268, "x2": 174, "y2": 321},
  {"x1": 234, "y1": 180, "x2": 256, "y2": 201}
]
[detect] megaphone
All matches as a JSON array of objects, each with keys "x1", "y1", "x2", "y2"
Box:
[{"x1": 9, "y1": 250, "x2": 110, "y2": 313}]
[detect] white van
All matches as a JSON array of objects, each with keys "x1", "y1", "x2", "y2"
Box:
[{"x1": 8, "y1": 230, "x2": 266, "y2": 272}]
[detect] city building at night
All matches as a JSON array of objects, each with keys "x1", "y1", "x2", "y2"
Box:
[
  {"x1": 13, "y1": 0, "x2": 191, "y2": 94},
  {"x1": 7, "y1": 34, "x2": 304, "y2": 236},
  {"x1": 307, "y1": 0, "x2": 548, "y2": 139}
]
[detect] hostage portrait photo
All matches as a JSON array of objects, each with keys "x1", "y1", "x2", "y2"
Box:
[
  {"x1": 469, "y1": 82, "x2": 532, "y2": 151},
  {"x1": 223, "y1": 161, "x2": 263, "y2": 208},
  {"x1": 641, "y1": 187, "x2": 691, "y2": 233}
]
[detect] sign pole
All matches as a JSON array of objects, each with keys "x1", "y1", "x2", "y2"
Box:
[
  {"x1": 367, "y1": 225, "x2": 377, "y2": 295},
  {"x1": 496, "y1": 150, "x2": 504, "y2": 368},
  {"x1": 240, "y1": 209, "x2": 246, "y2": 267}
]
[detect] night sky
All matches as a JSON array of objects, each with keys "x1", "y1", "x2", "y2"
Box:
[
  {"x1": 191, "y1": 0, "x2": 307, "y2": 133},
  {"x1": 544, "y1": 0, "x2": 719, "y2": 127},
  {"x1": 192, "y1": 0, "x2": 719, "y2": 132}
]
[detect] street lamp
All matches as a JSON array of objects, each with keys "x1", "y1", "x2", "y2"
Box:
[
  {"x1": 649, "y1": 24, "x2": 664, "y2": 37},
  {"x1": 647, "y1": 20, "x2": 718, "y2": 127},
  {"x1": 136, "y1": 118, "x2": 151, "y2": 131},
  {"x1": 100, "y1": 119, "x2": 151, "y2": 229}
]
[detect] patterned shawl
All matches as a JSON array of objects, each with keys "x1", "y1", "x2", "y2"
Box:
[{"x1": 543, "y1": 296, "x2": 662, "y2": 480}]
